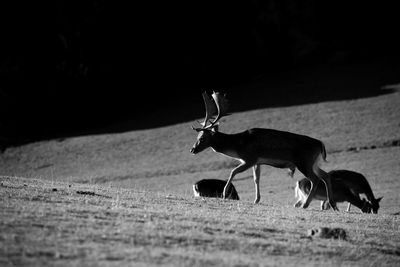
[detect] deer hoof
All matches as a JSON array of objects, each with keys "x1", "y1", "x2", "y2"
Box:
[{"x1": 254, "y1": 197, "x2": 260, "y2": 204}]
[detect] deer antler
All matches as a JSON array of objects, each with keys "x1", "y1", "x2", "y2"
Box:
[
  {"x1": 200, "y1": 91, "x2": 218, "y2": 127},
  {"x1": 203, "y1": 91, "x2": 229, "y2": 129},
  {"x1": 192, "y1": 91, "x2": 230, "y2": 131}
]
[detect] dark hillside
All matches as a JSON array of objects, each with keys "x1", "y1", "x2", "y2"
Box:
[{"x1": 1, "y1": 1, "x2": 399, "y2": 147}]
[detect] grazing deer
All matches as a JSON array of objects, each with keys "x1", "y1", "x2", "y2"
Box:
[
  {"x1": 294, "y1": 169, "x2": 381, "y2": 213},
  {"x1": 190, "y1": 91, "x2": 337, "y2": 210},
  {"x1": 325, "y1": 170, "x2": 382, "y2": 213},
  {"x1": 193, "y1": 179, "x2": 240, "y2": 200}
]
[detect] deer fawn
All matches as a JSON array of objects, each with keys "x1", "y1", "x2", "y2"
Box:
[
  {"x1": 190, "y1": 91, "x2": 337, "y2": 210},
  {"x1": 294, "y1": 170, "x2": 381, "y2": 213},
  {"x1": 193, "y1": 179, "x2": 240, "y2": 200}
]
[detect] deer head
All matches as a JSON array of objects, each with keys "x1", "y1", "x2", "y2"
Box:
[
  {"x1": 190, "y1": 91, "x2": 229, "y2": 154},
  {"x1": 371, "y1": 197, "x2": 383, "y2": 214}
]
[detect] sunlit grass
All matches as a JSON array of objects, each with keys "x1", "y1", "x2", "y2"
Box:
[{"x1": 1, "y1": 176, "x2": 399, "y2": 266}]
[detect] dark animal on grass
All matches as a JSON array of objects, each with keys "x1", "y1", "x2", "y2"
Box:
[
  {"x1": 294, "y1": 170, "x2": 381, "y2": 213},
  {"x1": 326, "y1": 170, "x2": 382, "y2": 213},
  {"x1": 193, "y1": 179, "x2": 239, "y2": 200},
  {"x1": 190, "y1": 91, "x2": 337, "y2": 210}
]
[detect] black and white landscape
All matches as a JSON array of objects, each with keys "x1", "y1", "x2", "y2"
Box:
[{"x1": 1, "y1": 1, "x2": 400, "y2": 266}]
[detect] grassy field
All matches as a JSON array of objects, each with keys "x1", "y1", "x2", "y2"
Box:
[
  {"x1": 1, "y1": 89, "x2": 400, "y2": 266},
  {"x1": 1, "y1": 176, "x2": 399, "y2": 267}
]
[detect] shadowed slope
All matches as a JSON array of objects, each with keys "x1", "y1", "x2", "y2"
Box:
[
  {"x1": 1, "y1": 91, "x2": 399, "y2": 200},
  {"x1": 2, "y1": 63, "x2": 399, "y2": 148}
]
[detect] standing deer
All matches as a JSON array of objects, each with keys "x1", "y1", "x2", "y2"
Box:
[{"x1": 190, "y1": 91, "x2": 337, "y2": 210}]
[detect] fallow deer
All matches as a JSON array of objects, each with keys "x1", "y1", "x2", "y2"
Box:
[
  {"x1": 193, "y1": 179, "x2": 240, "y2": 200},
  {"x1": 190, "y1": 91, "x2": 337, "y2": 210},
  {"x1": 318, "y1": 170, "x2": 381, "y2": 213},
  {"x1": 294, "y1": 177, "x2": 372, "y2": 213}
]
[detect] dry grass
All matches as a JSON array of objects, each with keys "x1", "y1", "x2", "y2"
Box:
[{"x1": 1, "y1": 176, "x2": 400, "y2": 267}]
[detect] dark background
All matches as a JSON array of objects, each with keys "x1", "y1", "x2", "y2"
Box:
[{"x1": 1, "y1": 1, "x2": 399, "y2": 148}]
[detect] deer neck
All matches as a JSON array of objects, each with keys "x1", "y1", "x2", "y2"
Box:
[{"x1": 210, "y1": 132, "x2": 242, "y2": 160}]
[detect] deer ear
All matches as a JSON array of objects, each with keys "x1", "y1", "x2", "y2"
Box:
[{"x1": 191, "y1": 126, "x2": 202, "y2": 132}]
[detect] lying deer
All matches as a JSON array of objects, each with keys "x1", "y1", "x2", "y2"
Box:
[
  {"x1": 190, "y1": 91, "x2": 337, "y2": 210},
  {"x1": 193, "y1": 179, "x2": 240, "y2": 200},
  {"x1": 294, "y1": 170, "x2": 382, "y2": 213}
]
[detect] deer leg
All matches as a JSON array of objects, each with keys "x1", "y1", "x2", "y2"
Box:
[
  {"x1": 346, "y1": 203, "x2": 351, "y2": 212},
  {"x1": 301, "y1": 179, "x2": 319, "y2": 209},
  {"x1": 296, "y1": 167, "x2": 319, "y2": 209},
  {"x1": 294, "y1": 182, "x2": 307, "y2": 208},
  {"x1": 295, "y1": 165, "x2": 319, "y2": 209},
  {"x1": 314, "y1": 167, "x2": 338, "y2": 211},
  {"x1": 321, "y1": 200, "x2": 332, "y2": 210},
  {"x1": 223, "y1": 162, "x2": 252, "y2": 200},
  {"x1": 252, "y1": 164, "x2": 261, "y2": 204},
  {"x1": 294, "y1": 182, "x2": 304, "y2": 208},
  {"x1": 345, "y1": 194, "x2": 371, "y2": 213}
]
